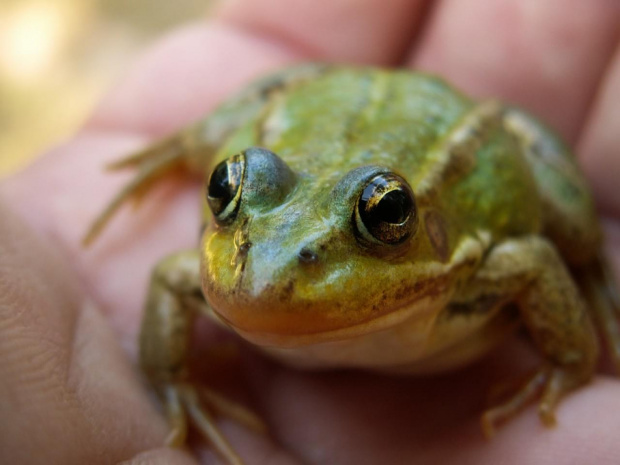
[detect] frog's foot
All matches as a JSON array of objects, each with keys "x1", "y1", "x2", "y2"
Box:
[
  {"x1": 481, "y1": 364, "x2": 580, "y2": 438},
  {"x1": 83, "y1": 132, "x2": 203, "y2": 245},
  {"x1": 162, "y1": 382, "x2": 266, "y2": 465},
  {"x1": 462, "y1": 236, "x2": 598, "y2": 437},
  {"x1": 139, "y1": 250, "x2": 266, "y2": 464}
]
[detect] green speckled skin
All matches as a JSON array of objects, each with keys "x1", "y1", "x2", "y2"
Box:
[
  {"x1": 208, "y1": 68, "x2": 539, "y2": 236},
  {"x1": 198, "y1": 66, "x2": 598, "y2": 347}
]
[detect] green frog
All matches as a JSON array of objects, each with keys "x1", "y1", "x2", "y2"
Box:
[{"x1": 86, "y1": 64, "x2": 620, "y2": 465}]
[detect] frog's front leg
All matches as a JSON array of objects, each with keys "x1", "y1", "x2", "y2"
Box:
[
  {"x1": 459, "y1": 236, "x2": 599, "y2": 436},
  {"x1": 140, "y1": 249, "x2": 262, "y2": 465}
]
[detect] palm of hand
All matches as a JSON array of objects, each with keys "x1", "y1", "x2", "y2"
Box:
[{"x1": 2, "y1": 1, "x2": 620, "y2": 464}]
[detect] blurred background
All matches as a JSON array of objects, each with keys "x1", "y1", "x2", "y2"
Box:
[{"x1": 0, "y1": 0, "x2": 209, "y2": 176}]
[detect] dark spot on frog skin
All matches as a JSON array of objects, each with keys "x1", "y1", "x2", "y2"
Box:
[
  {"x1": 424, "y1": 210, "x2": 450, "y2": 263},
  {"x1": 281, "y1": 279, "x2": 296, "y2": 301},
  {"x1": 298, "y1": 248, "x2": 319, "y2": 264},
  {"x1": 446, "y1": 294, "x2": 504, "y2": 318},
  {"x1": 232, "y1": 218, "x2": 252, "y2": 269},
  {"x1": 316, "y1": 232, "x2": 347, "y2": 252},
  {"x1": 238, "y1": 241, "x2": 252, "y2": 255},
  {"x1": 442, "y1": 146, "x2": 477, "y2": 182},
  {"x1": 392, "y1": 275, "x2": 450, "y2": 302},
  {"x1": 258, "y1": 81, "x2": 285, "y2": 99}
]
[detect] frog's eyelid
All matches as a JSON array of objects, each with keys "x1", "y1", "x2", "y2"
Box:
[
  {"x1": 329, "y1": 165, "x2": 390, "y2": 204},
  {"x1": 236, "y1": 147, "x2": 298, "y2": 211}
]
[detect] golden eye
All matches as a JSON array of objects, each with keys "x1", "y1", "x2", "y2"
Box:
[
  {"x1": 207, "y1": 153, "x2": 245, "y2": 224},
  {"x1": 355, "y1": 173, "x2": 417, "y2": 245}
]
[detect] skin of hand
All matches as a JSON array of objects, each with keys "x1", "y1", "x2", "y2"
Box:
[{"x1": 1, "y1": 1, "x2": 620, "y2": 463}]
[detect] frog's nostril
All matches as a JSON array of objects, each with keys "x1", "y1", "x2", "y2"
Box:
[
  {"x1": 239, "y1": 242, "x2": 252, "y2": 254},
  {"x1": 298, "y1": 247, "x2": 318, "y2": 264}
]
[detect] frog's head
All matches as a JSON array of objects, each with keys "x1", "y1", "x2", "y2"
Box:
[{"x1": 202, "y1": 147, "x2": 455, "y2": 347}]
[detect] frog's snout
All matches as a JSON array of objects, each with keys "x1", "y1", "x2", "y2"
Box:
[{"x1": 240, "y1": 235, "x2": 325, "y2": 294}]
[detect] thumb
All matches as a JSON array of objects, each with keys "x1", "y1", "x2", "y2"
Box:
[{"x1": 0, "y1": 197, "x2": 195, "y2": 464}]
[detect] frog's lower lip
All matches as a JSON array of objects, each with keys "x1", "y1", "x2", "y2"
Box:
[{"x1": 214, "y1": 295, "x2": 440, "y2": 348}]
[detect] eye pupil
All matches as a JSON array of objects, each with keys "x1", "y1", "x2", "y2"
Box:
[
  {"x1": 208, "y1": 162, "x2": 232, "y2": 205},
  {"x1": 377, "y1": 190, "x2": 410, "y2": 224}
]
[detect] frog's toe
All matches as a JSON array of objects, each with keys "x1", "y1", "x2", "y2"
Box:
[
  {"x1": 83, "y1": 132, "x2": 200, "y2": 245},
  {"x1": 536, "y1": 367, "x2": 572, "y2": 428},
  {"x1": 161, "y1": 382, "x2": 264, "y2": 465},
  {"x1": 200, "y1": 386, "x2": 267, "y2": 434},
  {"x1": 162, "y1": 384, "x2": 189, "y2": 447},
  {"x1": 181, "y1": 385, "x2": 245, "y2": 465},
  {"x1": 481, "y1": 364, "x2": 584, "y2": 437},
  {"x1": 481, "y1": 368, "x2": 547, "y2": 438}
]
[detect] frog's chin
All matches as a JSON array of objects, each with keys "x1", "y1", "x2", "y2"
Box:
[{"x1": 213, "y1": 295, "x2": 443, "y2": 349}]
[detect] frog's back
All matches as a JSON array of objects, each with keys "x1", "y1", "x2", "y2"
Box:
[
  {"x1": 501, "y1": 108, "x2": 601, "y2": 263},
  {"x1": 216, "y1": 68, "x2": 473, "y2": 177},
  {"x1": 210, "y1": 66, "x2": 599, "y2": 262},
  {"x1": 243, "y1": 68, "x2": 541, "y2": 242}
]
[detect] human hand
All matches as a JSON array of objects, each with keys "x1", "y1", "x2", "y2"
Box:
[{"x1": 2, "y1": 1, "x2": 620, "y2": 463}]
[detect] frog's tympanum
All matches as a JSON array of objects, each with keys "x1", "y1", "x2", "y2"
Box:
[{"x1": 86, "y1": 65, "x2": 620, "y2": 465}]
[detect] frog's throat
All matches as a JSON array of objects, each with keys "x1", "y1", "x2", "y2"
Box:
[{"x1": 214, "y1": 292, "x2": 447, "y2": 349}]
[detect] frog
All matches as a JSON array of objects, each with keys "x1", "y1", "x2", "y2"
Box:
[{"x1": 86, "y1": 64, "x2": 620, "y2": 465}]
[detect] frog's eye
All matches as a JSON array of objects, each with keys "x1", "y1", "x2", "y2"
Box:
[
  {"x1": 207, "y1": 153, "x2": 245, "y2": 224},
  {"x1": 354, "y1": 173, "x2": 417, "y2": 245}
]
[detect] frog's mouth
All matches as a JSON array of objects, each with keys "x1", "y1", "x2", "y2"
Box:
[{"x1": 208, "y1": 293, "x2": 443, "y2": 349}]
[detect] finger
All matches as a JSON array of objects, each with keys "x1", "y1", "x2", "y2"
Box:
[
  {"x1": 89, "y1": 0, "x2": 430, "y2": 135},
  {"x1": 0, "y1": 199, "x2": 169, "y2": 463},
  {"x1": 249, "y1": 348, "x2": 620, "y2": 464},
  {"x1": 217, "y1": 0, "x2": 428, "y2": 64},
  {"x1": 119, "y1": 448, "x2": 198, "y2": 465},
  {"x1": 246, "y1": 338, "x2": 541, "y2": 464},
  {"x1": 0, "y1": 193, "x2": 301, "y2": 463},
  {"x1": 86, "y1": 23, "x2": 300, "y2": 136},
  {"x1": 579, "y1": 44, "x2": 620, "y2": 217},
  {"x1": 0, "y1": 134, "x2": 201, "y2": 352},
  {"x1": 427, "y1": 378, "x2": 620, "y2": 464},
  {"x1": 409, "y1": 0, "x2": 620, "y2": 143}
]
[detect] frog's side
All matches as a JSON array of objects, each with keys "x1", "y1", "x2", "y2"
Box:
[{"x1": 87, "y1": 65, "x2": 618, "y2": 465}]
